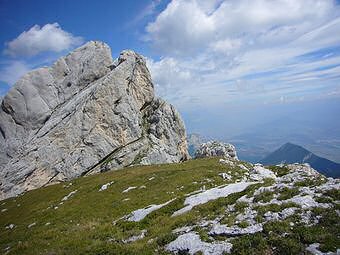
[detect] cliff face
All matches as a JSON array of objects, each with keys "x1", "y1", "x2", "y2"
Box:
[{"x1": 0, "y1": 41, "x2": 189, "y2": 199}]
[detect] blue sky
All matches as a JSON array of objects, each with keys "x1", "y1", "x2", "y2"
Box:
[{"x1": 0, "y1": 0, "x2": 340, "y2": 150}]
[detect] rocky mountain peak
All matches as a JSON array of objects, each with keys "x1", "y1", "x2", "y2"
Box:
[
  {"x1": 195, "y1": 141, "x2": 238, "y2": 160},
  {"x1": 0, "y1": 41, "x2": 189, "y2": 200}
]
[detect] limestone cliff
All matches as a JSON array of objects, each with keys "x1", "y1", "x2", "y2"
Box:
[{"x1": 0, "y1": 41, "x2": 189, "y2": 199}]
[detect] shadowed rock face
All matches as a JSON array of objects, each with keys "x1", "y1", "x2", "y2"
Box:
[{"x1": 0, "y1": 41, "x2": 189, "y2": 200}]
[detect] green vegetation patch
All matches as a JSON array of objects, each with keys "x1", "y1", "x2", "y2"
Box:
[
  {"x1": 256, "y1": 202, "x2": 299, "y2": 219},
  {"x1": 294, "y1": 177, "x2": 327, "y2": 187},
  {"x1": 296, "y1": 209, "x2": 340, "y2": 253},
  {"x1": 323, "y1": 189, "x2": 340, "y2": 201},
  {"x1": 277, "y1": 187, "x2": 300, "y2": 200},
  {"x1": 253, "y1": 190, "x2": 275, "y2": 203},
  {"x1": 267, "y1": 165, "x2": 290, "y2": 177}
]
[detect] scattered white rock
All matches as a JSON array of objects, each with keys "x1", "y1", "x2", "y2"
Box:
[
  {"x1": 219, "y1": 173, "x2": 232, "y2": 180},
  {"x1": 122, "y1": 186, "x2": 137, "y2": 193},
  {"x1": 287, "y1": 163, "x2": 319, "y2": 177},
  {"x1": 173, "y1": 226, "x2": 195, "y2": 234},
  {"x1": 5, "y1": 224, "x2": 15, "y2": 230},
  {"x1": 147, "y1": 238, "x2": 154, "y2": 244},
  {"x1": 306, "y1": 243, "x2": 339, "y2": 255},
  {"x1": 264, "y1": 211, "x2": 280, "y2": 221},
  {"x1": 173, "y1": 182, "x2": 256, "y2": 216},
  {"x1": 250, "y1": 164, "x2": 276, "y2": 180},
  {"x1": 235, "y1": 208, "x2": 258, "y2": 225},
  {"x1": 123, "y1": 198, "x2": 130, "y2": 201},
  {"x1": 300, "y1": 210, "x2": 320, "y2": 225},
  {"x1": 209, "y1": 223, "x2": 263, "y2": 236},
  {"x1": 238, "y1": 164, "x2": 249, "y2": 171},
  {"x1": 28, "y1": 222, "x2": 36, "y2": 228},
  {"x1": 122, "y1": 230, "x2": 147, "y2": 243},
  {"x1": 253, "y1": 186, "x2": 275, "y2": 196},
  {"x1": 61, "y1": 190, "x2": 78, "y2": 202},
  {"x1": 127, "y1": 198, "x2": 176, "y2": 222},
  {"x1": 219, "y1": 158, "x2": 235, "y2": 166},
  {"x1": 336, "y1": 210, "x2": 340, "y2": 217},
  {"x1": 280, "y1": 207, "x2": 298, "y2": 219},
  {"x1": 45, "y1": 222, "x2": 51, "y2": 226},
  {"x1": 1, "y1": 208, "x2": 7, "y2": 212},
  {"x1": 289, "y1": 195, "x2": 330, "y2": 209},
  {"x1": 63, "y1": 183, "x2": 73, "y2": 188},
  {"x1": 99, "y1": 181, "x2": 114, "y2": 191},
  {"x1": 318, "y1": 178, "x2": 340, "y2": 191},
  {"x1": 148, "y1": 177, "x2": 155, "y2": 181},
  {"x1": 237, "y1": 195, "x2": 253, "y2": 204},
  {"x1": 166, "y1": 232, "x2": 232, "y2": 255},
  {"x1": 139, "y1": 185, "x2": 146, "y2": 189}
]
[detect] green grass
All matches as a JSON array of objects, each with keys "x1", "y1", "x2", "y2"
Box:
[
  {"x1": 253, "y1": 190, "x2": 275, "y2": 203},
  {"x1": 294, "y1": 177, "x2": 327, "y2": 187},
  {"x1": 323, "y1": 189, "x2": 340, "y2": 201},
  {"x1": 267, "y1": 165, "x2": 290, "y2": 177},
  {"x1": 0, "y1": 157, "x2": 338, "y2": 255},
  {"x1": 238, "y1": 221, "x2": 249, "y2": 228},
  {"x1": 255, "y1": 202, "x2": 299, "y2": 219},
  {"x1": 277, "y1": 187, "x2": 300, "y2": 200},
  {"x1": 0, "y1": 158, "x2": 250, "y2": 255}
]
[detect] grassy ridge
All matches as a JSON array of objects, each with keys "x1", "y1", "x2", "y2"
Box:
[
  {"x1": 0, "y1": 158, "x2": 339, "y2": 255},
  {"x1": 0, "y1": 158, "x2": 248, "y2": 254}
]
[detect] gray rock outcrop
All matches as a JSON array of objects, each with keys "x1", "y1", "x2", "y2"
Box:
[
  {"x1": 187, "y1": 133, "x2": 205, "y2": 157},
  {"x1": 0, "y1": 41, "x2": 189, "y2": 200},
  {"x1": 195, "y1": 141, "x2": 238, "y2": 160}
]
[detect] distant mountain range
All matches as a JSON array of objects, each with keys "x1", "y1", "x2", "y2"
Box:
[
  {"x1": 226, "y1": 112, "x2": 340, "y2": 164},
  {"x1": 260, "y1": 143, "x2": 340, "y2": 178}
]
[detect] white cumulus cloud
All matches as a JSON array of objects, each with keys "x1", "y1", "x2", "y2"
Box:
[
  {"x1": 4, "y1": 23, "x2": 83, "y2": 57},
  {"x1": 145, "y1": 0, "x2": 340, "y2": 109}
]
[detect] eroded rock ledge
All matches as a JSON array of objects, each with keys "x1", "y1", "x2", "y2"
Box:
[{"x1": 0, "y1": 41, "x2": 189, "y2": 200}]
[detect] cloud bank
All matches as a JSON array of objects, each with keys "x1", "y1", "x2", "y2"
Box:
[{"x1": 145, "y1": 0, "x2": 340, "y2": 109}]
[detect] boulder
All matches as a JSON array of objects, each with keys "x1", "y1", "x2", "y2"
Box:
[
  {"x1": 195, "y1": 141, "x2": 238, "y2": 160},
  {"x1": 0, "y1": 41, "x2": 189, "y2": 200}
]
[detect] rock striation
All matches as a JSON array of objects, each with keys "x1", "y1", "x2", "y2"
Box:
[
  {"x1": 195, "y1": 141, "x2": 238, "y2": 160},
  {"x1": 0, "y1": 41, "x2": 189, "y2": 200}
]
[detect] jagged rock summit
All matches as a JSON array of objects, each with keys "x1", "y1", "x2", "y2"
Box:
[
  {"x1": 195, "y1": 141, "x2": 238, "y2": 160},
  {"x1": 0, "y1": 41, "x2": 189, "y2": 200}
]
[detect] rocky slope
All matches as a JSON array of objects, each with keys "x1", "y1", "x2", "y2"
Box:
[
  {"x1": 0, "y1": 157, "x2": 338, "y2": 254},
  {"x1": 0, "y1": 41, "x2": 189, "y2": 200}
]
